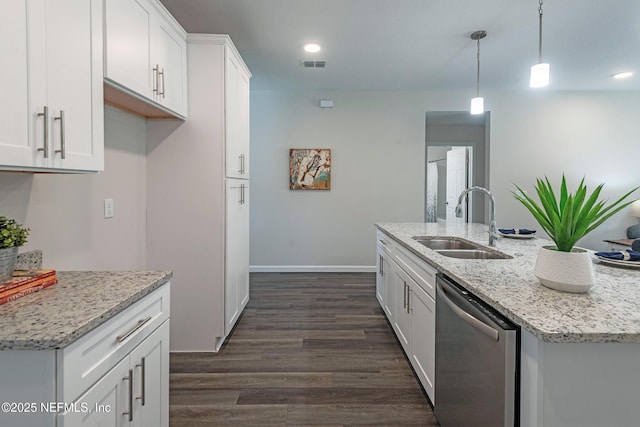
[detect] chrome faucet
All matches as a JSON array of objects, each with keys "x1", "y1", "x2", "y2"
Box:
[{"x1": 456, "y1": 186, "x2": 498, "y2": 246}]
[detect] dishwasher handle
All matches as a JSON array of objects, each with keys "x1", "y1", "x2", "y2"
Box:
[{"x1": 437, "y1": 280, "x2": 499, "y2": 341}]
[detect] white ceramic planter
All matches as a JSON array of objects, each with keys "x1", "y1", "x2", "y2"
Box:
[{"x1": 534, "y1": 246, "x2": 595, "y2": 293}]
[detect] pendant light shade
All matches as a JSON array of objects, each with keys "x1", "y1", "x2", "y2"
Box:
[
  {"x1": 470, "y1": 30, "x2": 486, "y2": 115},
  {"x1": 470, "y1": 97, "x2": 484, "y2": 115},
  {"x1": 530, "y1": 63, "x2": 550, "y2": 88},
  {"x1": 530, "y1": 0, "x2": 549, "y2": 88}
]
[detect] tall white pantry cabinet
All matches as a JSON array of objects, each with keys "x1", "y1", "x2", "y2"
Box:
[{"x1": 146, "y1": 34, "x2": 251, "y2": 351}]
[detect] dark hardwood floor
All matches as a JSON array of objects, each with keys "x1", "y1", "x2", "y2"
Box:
[{"x1": 169, "y1": 272, "x2": 439, "y2": 426}]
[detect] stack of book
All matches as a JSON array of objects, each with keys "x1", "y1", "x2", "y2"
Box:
[{"x1": 0, "y1": 270, "x2": 58, "y2": 305}]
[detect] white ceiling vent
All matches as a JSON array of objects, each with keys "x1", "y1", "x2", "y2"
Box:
[{"x1": 301, "y1": 60, "x2": 326, "y2": 68}]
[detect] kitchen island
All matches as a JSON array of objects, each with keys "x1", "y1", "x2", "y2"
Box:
[
  {"x1": 376, "y1": 223, "x2": 640, "y2": 427},
  {"x1": 0, "y1": 270, "x2": 172, "y2": 427}
]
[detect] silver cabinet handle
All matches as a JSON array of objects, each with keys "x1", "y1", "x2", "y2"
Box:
[
  {"x1": 36, "y1": 106, "x2": 48, "y2": 158},
  {"x1": 403, "y1": 282, "x2": 407, "y2": 309},
  {"x1": 136, "y1": 357, "x2": 146, "y2": 406},
  {"x1": 123, "y1": 369, "x2": 133, "y2": 422},
  {"x1": 407, "y1": 288, "x2": 412, "y2": 314},
  {"x1": 159, "y1": 67, "x2": 165, "y2": 98},
  {"x1": 380, "y1": 255, "x2": 384, "y2": 276},
  {"x1": 116, "y1": 316, "x2": 152, "y2": 343},
  {"x1": 239, "y1": 154, "x2": 245, "y2": 175},
  {"x1": 54, "y1": 110, "x2": 65, "y2": 159},
  {"x1": 153, "y1": 65, "x2": 159, "y2": 95}
]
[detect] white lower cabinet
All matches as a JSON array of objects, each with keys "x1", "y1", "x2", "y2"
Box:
[
  {"x1": 60, "y1": 353, "x2": 130, "y2": 427},
  {"x1": 225, "y1": 179, "x2": 250, "y2": 336},
  {"x1": 0, "y1": 283, "x2": 170, "y2": 427},
  {"x1": 409, "y1": 279, "x2": 436, "y2": 402},
  {"x1": 393, "y1": 267, "x2": 413, "y2": 350},
  {"x1": 376, "y1": 230, "x2": 436, "y2": 403},
  {"x1": 60, "y1": 321, "x2": 169, "y2": 427},
  {"x1": 376, "y1": 245, "x2": 395, "y2": 321}
]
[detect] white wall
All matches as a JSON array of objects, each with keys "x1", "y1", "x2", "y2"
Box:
[
  {"x1": 250, "y1": 90, "x2": 470, "y2": 269},
  {"x1": 0, "y1": 106, "x2": 147, "y2": 270},
  {"x1": 490, "y1": 91, "x2": 640, "y2": 250},
  {"x1": 250, "y1": 89, "x2": 640, "y2": 269}
]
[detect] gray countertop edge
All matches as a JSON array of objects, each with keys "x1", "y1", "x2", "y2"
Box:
[
  {"x1": 0, "y1": 271, "x2": 173, "y2": 351},
  {"x1": 376, "y1": 222, "x2": 640, "y2": 344}
]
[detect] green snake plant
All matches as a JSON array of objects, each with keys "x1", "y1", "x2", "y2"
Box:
[{"x1": 513, "y1": 176, "x2": 638, "y2": 252}]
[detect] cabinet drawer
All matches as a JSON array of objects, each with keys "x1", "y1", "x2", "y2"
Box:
[
  {"x1": 376, "y1": 230, "x2": 395, "y2": 257},
  {"x1": 58, "y1": 283, "x2": 170, "y2": 402},
  {"x1": 395, "y1": 245, "x2": 436, "y2": 298}
]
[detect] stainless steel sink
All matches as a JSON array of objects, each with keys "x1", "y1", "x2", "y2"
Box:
[
  {"x1": 413, "y1": 236, "x2": 481, "y2": 250},
  {"x1": 412, "y1": 236, "x2": 512, "y2": 260},
  {"x1": 434, "y1": 249, "x2": 513, "y2": 260}
]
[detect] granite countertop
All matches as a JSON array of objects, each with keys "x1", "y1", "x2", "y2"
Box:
[
  {"x1": 376, "y1": 222, "x2": 640, "y2": 344},
  {"x1": 0, "y1": 271, "x2": 172, "y2": 350}
]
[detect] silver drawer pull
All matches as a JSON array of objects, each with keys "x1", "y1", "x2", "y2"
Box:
[
  {"x1": 116, "y1": 316, "x2": 152, "y2": 343},
  {"x1": 123, "y1": 369, "x2": 133, "y2": 422},
  {"x1": 37, "y1": 106, "x2": 49, "y2": 158},
  {"x1": 136, "y1": 357, "x2": 146, "y2": 406},
  {"x1": 54, "y1": 110, "x2": 65, "y2": 159}
]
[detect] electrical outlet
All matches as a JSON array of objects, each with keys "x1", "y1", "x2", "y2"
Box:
[{"x1": 104, "y1": 198, "x2": 114, "y2": 219}]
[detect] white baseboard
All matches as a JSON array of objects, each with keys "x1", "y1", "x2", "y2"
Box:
[{"x1": 250, "y1": 265, "x2": 376, "y2": 273}]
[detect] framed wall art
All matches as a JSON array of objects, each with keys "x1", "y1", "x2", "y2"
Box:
[{"x1": 289, "y1": 148, "x2": 331, "y2": 190}]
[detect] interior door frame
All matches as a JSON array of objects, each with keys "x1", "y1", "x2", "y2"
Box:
[{"x1": 424, "y1": 111, "x2": 491, "y2": 224}]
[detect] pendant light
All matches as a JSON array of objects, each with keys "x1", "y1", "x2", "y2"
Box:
[
  {"x1": 530, "y1": 0, "x2": 549, "y2": 87},
  {"x1": 470, "y1": 30, "x2": 486, "y2": 115}
]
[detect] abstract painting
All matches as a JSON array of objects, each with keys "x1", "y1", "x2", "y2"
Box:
[{"x1": 289, "y1": 149, "x2": 331, "y2": 190}]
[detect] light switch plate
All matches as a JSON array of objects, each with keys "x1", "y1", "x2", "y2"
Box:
[{"x1": 104, "y1": 198, "x2": 114, "y2": 219}]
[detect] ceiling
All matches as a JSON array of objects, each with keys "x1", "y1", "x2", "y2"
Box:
[{"x1": 159, "y1": 0, "x2": 640, "y2": 92}]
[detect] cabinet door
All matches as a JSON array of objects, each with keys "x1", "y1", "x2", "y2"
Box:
[
  {"x1": 383, "y1": 257, "x2": 395, "y2": 321},
  {"x1": 410, "y1": 283, "x2": 436, "y2": 403},
  {"x1": 46, "y1": 0, "x2": 104, "y2": 171},
  {"x1": 131, "y1": 321, "x2": 169, "y2": 427},
  {"x1": 59, "y1": 356, "x2": 130, "y2": 427},
  {"x1": 393, "y1": 268, "x2": 412, "y2": 352},
  {"x1": 225, "y1": 179, "x2": 242, "y2": 334},
  {"x1": 0, "y1": 1, "x2": 33, "y2": 168},
  {"x1": 237, "y1": 68, "x2": 250, "y2": 177},
  {"x1": 225, "y1": 50, "x2": 242, "y2": 178},
  {"x1": 238, "y1": 183, "x2": 250, "y2": 310},
  {"x1": 151, "y1": 18, "x2": 187, "y2": 116},
  {"x1": 376, "y1": 246, "x2": 384, "y2": 306},
  {"x1": 104, "y1": 0, "x2": 153, "y2": 98}
]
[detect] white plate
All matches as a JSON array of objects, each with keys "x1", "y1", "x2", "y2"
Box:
[
  {"x1": 594, "y1": 256, "x2": 640, "y2": 269},
  {"x1": 499, "y1": 231, "x2": 536, "y2": 239}
]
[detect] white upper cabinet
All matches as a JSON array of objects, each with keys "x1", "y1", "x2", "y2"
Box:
[
  {"x1": 151, "y1": 16, "x2": 188, "y2": 115},
  {"x1": 103, "y1": 0, "x2": 152, "y2": 97},
  {"x1": 0, "y1": 1, "x2": 31, "y2": 168},
  {"x1": 104, "y1": 0, "x2": 187, "y2": 119},
  {"x1": 225, "y1": 47, "x2": 251, "y2": 179},
  {"x1": 0, "y1": 0, "x2": 104, "y2": 172}
]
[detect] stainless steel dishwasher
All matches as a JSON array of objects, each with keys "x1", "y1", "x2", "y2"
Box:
[{"x1": 435, "y1": 274, "x2": 519, "y2": 427}]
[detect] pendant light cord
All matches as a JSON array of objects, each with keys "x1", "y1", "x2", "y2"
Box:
[
  {"x1": 476, "y1": 38, "x2": 481, "y2": 97},
  {"x1": 538, "y1": 0, "x2": 544, "y2": 63}
]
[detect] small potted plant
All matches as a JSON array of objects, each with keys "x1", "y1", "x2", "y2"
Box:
[
  {"x1": 513, "y1": 176, "x2": 638, "y2": 293},
  {"x1": 0, "y1": 216, "x2": 30, "y2": 283}
]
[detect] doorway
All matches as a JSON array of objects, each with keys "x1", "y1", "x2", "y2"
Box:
[
  {"x1": 425, "y1": 111, "x2": 490, "y2": 224},
  {"x1": 426, "y1": 146, "x2": 473, "y2": 223}
]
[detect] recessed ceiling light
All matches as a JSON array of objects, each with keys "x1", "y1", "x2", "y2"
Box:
[
  {"x1": 304, "y1": 43, "x2": 321, "y2": 53},
  {"x1": 612, "y1": 71, "x2": 633, "y2": 79}
]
